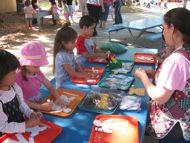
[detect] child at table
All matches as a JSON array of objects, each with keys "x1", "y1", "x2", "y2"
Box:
[
  {"x1": 16, "y1": 41, "x2": 63, "y2": 112},
  {"x1": 53, "y1": 22, "x2": 96, "y2": 88},
  {"x1": 0, "y1": 49, "x2": 42, "y2": 135},
  {"x1": 135, "y1": 8, "x2": 190, "y2": 141},
  {"x1": 76, "y1": 15, "x2": 109, "y2": 64},
  {"x1": 24, "y1": 0, "x2": 34, "y2": 29}
]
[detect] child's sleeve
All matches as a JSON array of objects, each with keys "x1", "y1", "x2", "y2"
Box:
[
  {"x1": 14, "y1": 83, "x2": 33, "y2": 118},
  {"x1": 84, "y1": 38, "x2": 95, "y2": 54},
  {"x1": 0, "y1": 103, "x2": 26, "y2": 133},
  {"x1": 76, "y1": 36, "x2": 87, "y2": 54},
  {"x1": 157, "y1": 53, "x2": 189, "y2": 91},
  {"x1": 56, "y1": 52, "x2": 73, "y2": 67}
]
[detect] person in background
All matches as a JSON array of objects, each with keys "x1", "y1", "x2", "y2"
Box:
[
  {"x1": 78, "y1": 0, "x2": 88, "y2": 16},
  {"x1": 99, "y1": 0, "x2": 113, "y2": 28},
  {"x1": 0, "y1": 49, "x2": 42, "y2": 135},
  {"x1": 50, "y1": 1, "x2": 61, "y2": 25},
  {"x1": 86, "y1": 0, "x2": 104, "y2": 36},
  {"x1": 24, "y1": 0, "x2": 34, "y2": 29},
  {"x1": 183, "y1": 0, "x2": 188, "y2": 8},
  {"x1": 31, "y1": 0, "x2": 41, "y2": 25},
  {"x1": 65, "y1": 0, "x2": 75, "y2": 22},
  {"x1": 135, "y1": 8, "x2": 190, "y2": 141},
  {"x1": 113, "y1": 0, "x2": 122, "y2": 24},
  {"x1": 16, "y1": 41, "x2": 63, "y2": 112},
  {"x1": 63, "y1": 2, "x2": 71, "y2": 23}
]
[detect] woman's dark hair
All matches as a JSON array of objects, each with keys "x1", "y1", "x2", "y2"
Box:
[
  {"x1": 0, "y1": 49, "x2": 20, "y2": 82},
  {"x1": 79, "y1": 15, "x2": 96, "y2": 29},
  {"x1": 164, "y1": 8, "x2": 190, "y2": 49},
  {"x1": 53, "y1": 22, "x2": 77, "y2": 72}
]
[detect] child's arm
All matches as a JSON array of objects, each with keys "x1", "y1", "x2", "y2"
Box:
[
  {"x1": 43, "y1": 77, "x2": 64, "y2": 105},
  {"x1": 15, "y1": 84, "x2": 33, "y2": 118},
  {"x1": 75, "y1": 63, "x2": 84, "y2": 72},
  {"x1": 63, "y1": 64, "x2": 91, "y2": 79},
  {"x1": 0, "y1": 104, "x2": 26, "y2": 133},
  {"x1": 134, "y1": 68, "x2": 173, "y2": 105},
  {"x1": 0, "y1": 85, "x2": 41, "y2": 133},
  {"x1": 26, "y1": 101, "x2": 53, "y2": 111}
]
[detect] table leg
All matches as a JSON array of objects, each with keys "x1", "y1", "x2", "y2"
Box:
[
  {"x1": 134, "y1": 30, "x2": 146, "y2": 42},
  {"x1": 37, "y1": 15, "x2": 41, "y2": 28},
  {"x1": 128, "y1": 28, "x2": 146, "y2": 44}
]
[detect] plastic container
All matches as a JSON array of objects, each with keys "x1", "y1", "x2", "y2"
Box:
[
  {"x1": 111, "y1": 62, "x2": 134, "y2": 74},
  {"x1": 98, "y1": 74, "x2": 134, "y2": 91},
  {"x1": 78, "y1": 90, "x2": 122, "y2": 114}
]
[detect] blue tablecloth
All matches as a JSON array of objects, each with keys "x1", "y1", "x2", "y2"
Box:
[{"x1": 42, "y1": 47, "x2": 157, "y2": 143}]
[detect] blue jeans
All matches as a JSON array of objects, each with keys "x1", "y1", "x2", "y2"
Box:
[
  {"x1": 101, "y1": 3, "x2": 110, "y2": 21},
  {"x1": 114, "y1": 0, "x2": 122, "y2": 24}
]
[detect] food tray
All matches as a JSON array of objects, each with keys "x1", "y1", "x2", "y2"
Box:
[
  {"x1": 41, "y1": 88, "x2": 86, "y2": 117},
  {"x1": 134, "y1": 53, "x2": 155, "y2": 64},
  {"x1": 89, "y1": 114, "x2": 139, "y2": 143},
  {"x1": 0, "y1": 120, "x2": 62, "y2": 143},
  {"x1": 98, "y1": 74, "x2": 134, "y2": 91},
  {"x1": 78, "y1": 91, "x2": 121, "y2": 114},
  {"x1": 70, "y1": 67, "x2": 104, "y2": 85},
  {"x1": 111, "y1": 62, "x2": 134, "y2": 74}
]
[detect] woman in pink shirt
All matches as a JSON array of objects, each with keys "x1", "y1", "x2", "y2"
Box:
[{"x1": 135, "y1": 8, "x2": 190, "y2": 141}]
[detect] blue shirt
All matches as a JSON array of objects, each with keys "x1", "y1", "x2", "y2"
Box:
[{"x1": 55, "y1": 50, "x2": 76, "y2": 88}]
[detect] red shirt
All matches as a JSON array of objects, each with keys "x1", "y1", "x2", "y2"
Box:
[{"x1": 76, "y1": 35, "x2": 88, "y2": 54}]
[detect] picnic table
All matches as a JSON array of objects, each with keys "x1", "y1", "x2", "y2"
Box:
[
  {"x1": 37, "y1": 10, "x2": 51, "y2": 28},
  {"x1": 104, "y1": 16, "x2": 163, "y2": 43},
  {"x1": 42, "y1": 46, "x2": 158, "y2": 143}
]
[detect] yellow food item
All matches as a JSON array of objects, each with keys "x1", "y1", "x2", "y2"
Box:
[{"x1": 97, "y1": 94, "x2": 109, "y2": 109}]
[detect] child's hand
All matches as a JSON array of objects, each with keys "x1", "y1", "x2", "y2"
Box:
[
  {"x1": 40, "y1": 102, "x2": 53, "y2": 111},
  {"x1": 54, "y1": 97, "x2": 65, "y2": 106},
  {"x1": 30, "y1": 112, "x2": 43, "y2": 120},
  {"x1": 25, "y1": 117, "x2": 40, "y2": 128}
]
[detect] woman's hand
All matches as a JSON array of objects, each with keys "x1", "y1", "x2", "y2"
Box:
[{"x1": 134, "y1": 68, "x2": 147, "y2": 80}]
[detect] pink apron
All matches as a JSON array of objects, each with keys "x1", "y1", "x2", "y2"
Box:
[{"x1": 147, "y1": 48, "x2": 190, "y2": 141}]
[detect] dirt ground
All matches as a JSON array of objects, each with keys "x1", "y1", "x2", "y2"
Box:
[{"x1": 0, "y1": 3, "x2": 146, "y2": 49}]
